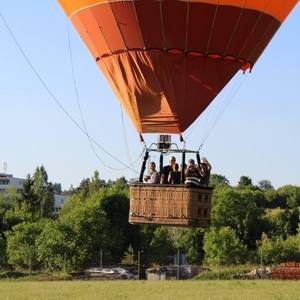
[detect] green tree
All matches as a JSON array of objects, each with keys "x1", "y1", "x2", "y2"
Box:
[
  {"x1": 258, "y1": 180, "x2": 274, "y2": 191},
  {"x1": 257, "y1": 233, "x2": 300, "y2": 265},
  {"x1": 212, "y1": 186, "x2": 266, "y2": 248},
  {"x1": 0, "y1": 191, "x2": 20, "y2": 237},
  {"x1": 100, "y1": 193, "x2": 139, "y2": 262},
  {"x1": 111, "y1": 177, "x2": 128, "y2": 193},
  {"x1": 277, "y1": 185, "x2": 300, "y2": 208},
  {"x1": 57, "y1": 192, "x2": 108, "y2": 269},
  {"x1": 89, "y1": 170, "x2": 103, "y2": 192},
  {"x1": 20, "y1": 175, "x2": 39, "y2": 218},
  {"x1": 238, "y1": 176, "x2": 253, "y2": 187},
  {"x1": 6, "y1": 221, "x2": 44, "y2": 269},
  {"x1": 19, "y1": 167, "x2": 54, "y2": 219},
  {"x1": 36, "y1": 220, "x2": 79, "y2": 271},
  {"x1": 263, "y1": 189, "x2": 289, "y2": 208},
  {"x1": 176, "y1": 228, "x2": 205, "y2": 264},
  {"x1": 149, "y1": 227, "x2": 175, "y2": 256},
  {"x1": 210, "y1": 174, "x2": 230, "y2": 187},
  {"x1": 0, "y1": 191, "x2": 22, "y2": 266},
  {"x1": 203, "y1": 227, "x2": 248, "y2": 265},
  {"x1": 33, "y1": 166, "x2": 54, "y2": 218},
  {"x1": 142, "y1": 227, "x2": 176, "y2": 264},
  {"x1": 264, "y1": 208, "x2": 298, "y2": 238},
  {"x1": 0, "y1": 235, "x2": 6, "y2": 266}
]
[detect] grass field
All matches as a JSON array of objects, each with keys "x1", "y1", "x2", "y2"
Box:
[{"x1": 1, "y1": 280, "x2": 300, "y2": 300}]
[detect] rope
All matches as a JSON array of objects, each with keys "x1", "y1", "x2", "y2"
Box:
[
  {"x1": 199, "y1": 72, "x2": 248, "y2": 150},
  {"x1": 0, "y1": 11, "x2": 138, "y2": 174},
  {"x1": 184, "y1": 71, "x2": 248, "y2": 149},
  {"x1": 120, "y1": 104, "x2": 133, "y2": 165},
  {"x1": 205, "y1": 0, "x2": 219, "y2": 55},
  {"x1": 237, "y1": 0, "x2": 272, "y2": 59},
  {"x1": 67, "y1": 22, "x2": 138, "y2": 172}
]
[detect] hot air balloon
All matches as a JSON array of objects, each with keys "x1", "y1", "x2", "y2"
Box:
[{"x1": 58, "y1": 0, "x2": 298, "y2": 227}]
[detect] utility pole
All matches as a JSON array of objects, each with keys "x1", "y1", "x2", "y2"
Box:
[
  {"x1": 63, "y1": 252, "x2": 67, "y2": 280},
  {"x1": 260, "y1": 248, "x2": 263, "y2": 280},
  {"x1": 100, "y1": 249, "x2": 103, "y2": 268},
  {"x1": 138, "y1": 250, "x2": 142, "y2": 280},
  {"x1": 177, "y1": 250, "x2": 180, "y2": 280}
]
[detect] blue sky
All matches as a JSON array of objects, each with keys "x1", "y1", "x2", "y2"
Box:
[{"x1": 0, "y1": 1, "x2": 299, "y2": 189}]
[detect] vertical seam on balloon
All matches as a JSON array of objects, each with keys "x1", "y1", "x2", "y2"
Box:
[
  {"x1": 98, "y1": 25, "x2": 113, "y2": 54},
  {"x1": 182, "y1": 1, "x2": 190, "y2": 133},
  {"x1": 248, "y1": 19, "x2": 277, "y2": 65},
  {"x1": 184, "y1": 1, "x2": 190, "y2": 53},
  {"x1": 205, "y1": 0, "x2": 220, "y2": 56},
  {"x1": 102, "y1": 51, "x2": 142, "y2": 132},
  {"x1": 159, "y1": 0, "x2": 167, "y2": 51},
  {"x1": 69, "y1": 1, "x2": 132, "y2": 18},
  {"x1": 151, "y1": 52, "x2": 180, "y2": 133},
  {"x1": 236, "y1": 0, "x2": 272, "y2": 58},
  {"x1": 131, "y1": 0, "x2": 146, "y2": 50},
  {"x1": 222, "y1": 0, "x2": 246, "y2": 57},
  {"x1": 88, "y1": 9, "x2": 113, "y2": 54},
  {"x1": 247, "y1": 1, "x2": 285, "y2": 64},
  {"x1": 66, "y1": 0, "x2": 296, "y2": 22},
  {"x1": 107, "y1": 0, "x2": 128, "y2": 50},
  {"x1": 118, "y1": 53, "x2": 143, "y2": 132},
  {"x1": 181, "y1": 56, "x2": 187, "y2": 134}
]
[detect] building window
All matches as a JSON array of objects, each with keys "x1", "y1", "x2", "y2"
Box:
[{"x1": 0, "y1": 180, "x2": 9, "y2": 185}]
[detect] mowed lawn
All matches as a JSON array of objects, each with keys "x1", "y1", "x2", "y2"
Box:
[{"x1": 1, "y1": 280, "x2": 300, "y2": 300}]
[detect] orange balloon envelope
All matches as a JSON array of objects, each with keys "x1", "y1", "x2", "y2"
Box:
[{"x1": 58, "y1": 0, "x2": 298, "y2": 134}]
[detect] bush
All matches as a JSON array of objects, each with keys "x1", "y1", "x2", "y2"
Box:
[
  {"x1": 257, "y1": 233, "x2": 300, "y2": 265},
  {"x1": 203, "y1": 227, "x2": 248, "y2": 266}
]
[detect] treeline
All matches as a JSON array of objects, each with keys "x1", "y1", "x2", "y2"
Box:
[{"x1": 1, "y1": 169, "x2": 300, "y2": 272}]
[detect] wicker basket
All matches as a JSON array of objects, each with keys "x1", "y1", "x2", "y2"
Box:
[{"x1": 129, "y1": 184, "x2": 212, "y2": 227}]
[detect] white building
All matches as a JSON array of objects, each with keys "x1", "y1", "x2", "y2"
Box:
[
  {"x1": 0, "y1": 172, "x2": 68, "y2": 214},
  {"x1": 53, "y1": 194, "x2": 68, "y2": 215},
  {"x1": 0, "y1": 173, "x2": 24, "y2": 192}
]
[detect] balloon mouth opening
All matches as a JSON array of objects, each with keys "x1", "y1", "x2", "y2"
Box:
[{"x1": 95, "y1": 48, "x2": 252, "y2": 71}]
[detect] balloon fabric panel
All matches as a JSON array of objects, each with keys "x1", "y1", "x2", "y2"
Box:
[{"x1": 58, "y1": 0, "x2": 298, "y2": 133}]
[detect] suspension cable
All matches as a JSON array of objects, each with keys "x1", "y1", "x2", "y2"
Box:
[
  {"x1": 200, "y1": 73, "x2": 244, "y2": 142},
  {"x1": 0, "y1": 11, "x2": 138, "y2": 174},
  {"x1": 185, "y1": 72, "x2": 241, "y2": 144},
  {"x1": 67, "y1": 22, "x2": 120, "y2": 170},
  {"x1": 120, "y1": 104, "x2": 133, "y2": 165},
  {"x1": 198, "y1": 72, "x2": 249, "y2": 151},
  {"x1": 67, "y1": 22, "x2": 143, "y2": 172}
]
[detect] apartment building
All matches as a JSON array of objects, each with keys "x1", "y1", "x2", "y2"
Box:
[{"x1": 0, "y1": 172, "x2": 68, "y2": 214}]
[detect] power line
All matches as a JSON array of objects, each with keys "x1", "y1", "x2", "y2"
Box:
[
  {"x1": 120, "y1": 104, "x2": 133, "y2": 165},
  {"x1": 0, "y1": 11, "x2": 139, "y2": 174},
  {"x1": 66, "y1": 22, "x2": 140, "y2": 172}
]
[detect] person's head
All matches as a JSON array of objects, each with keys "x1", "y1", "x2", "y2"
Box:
[
  {"x1": 173, "y1": 163, "x2": 179, "y2": 171},
  {"x1": 149, "y1": 162, "x2": 156, "y2": 172},
  {"x1": 200, "y1": 162, "x2": 208, "y2": 170},
  {"x1": 201, "y1": 157, "x2": 209, "y2": 164},
  {"x1": 169, "y1": 156, "x2": 176, "y2": 166},
  {"x1": 188, "y1": 159, "x2": 195, "y2": 167}
]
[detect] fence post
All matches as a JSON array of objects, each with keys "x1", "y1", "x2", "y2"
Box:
[
  {"x1": 63, "y1": 252, "x2": 67, "y2": 280},
  {"x1": 260, "y1": 248, "x2": 263, "y2": 279},
  {"x1": 29, "y1": 251, "x2": 32, "y2": 279},
  {"x1": 100, "y1": 249, "x2": 103, "y2": 269},
  {"x1": 138, "y1": 250, "x2": 143, "y2": 280},
  {"x1": 138, "y1": 250, "x2": 140, "y2": 280},
  {"x1": 177, "y1": 250, "x2": 180, "y2": 280}
]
